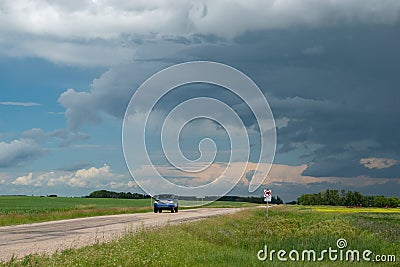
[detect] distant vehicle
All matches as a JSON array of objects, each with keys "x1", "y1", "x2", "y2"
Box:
[{"x1": 153, "y1": 194, "x2": 178, "y2": 213}]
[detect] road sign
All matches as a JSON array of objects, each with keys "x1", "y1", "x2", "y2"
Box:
[
  {"x1": 264, "y1": 189, "x2": 271, "y2": 197},
  {"x1": 264, "y1": 189, "x2": 272, "y2": 202},
  {"x1": 263, "y1": 189, "x2": 272, "y2": 219}
]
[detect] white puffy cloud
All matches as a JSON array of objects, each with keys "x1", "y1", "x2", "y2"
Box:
[
  {"x1": 59, "y1": 164, "x2": 117, "y2": 188},
  {"x1": 360, "y1": 157, "x2": 400, "y2": 169},
  {"x1": 58, "y1": 61, "x2": 166, "y2": 130},
  {"x1": 12, "y1": 172, "x2": 33, "y2": 185},
  {"x1": 59, "y1": 88, "x2": 109, "y2": 131},
  {"x1": 0, "y1": 0, "x2": 191, "y2": 39},
  {"x1": 74, "y1": 164, "x2": 112, "y2": 180},
  {"x1": 0, "y1": 0, "x2": 190, "y2": 65},
  {"x1": 10, "y1": 164, "x2": 133, "y2": 190}
]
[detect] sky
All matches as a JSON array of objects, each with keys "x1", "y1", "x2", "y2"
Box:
[{"x1": 0, "y1": 0, "x2": 400, "y2": 201}]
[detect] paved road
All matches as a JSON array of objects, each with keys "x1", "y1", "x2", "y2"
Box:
[{"x1": 0, "y1": 208, "x2": 241, "y2": 261}]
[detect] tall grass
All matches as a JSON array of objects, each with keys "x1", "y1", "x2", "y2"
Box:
[{"x1": 4, "y1": 206, "x2": 399, "y2": 266}]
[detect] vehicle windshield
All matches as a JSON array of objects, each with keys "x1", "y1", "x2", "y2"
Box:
[{"x1": 156, "y1": 194, "x2": 174, "y2": 200}]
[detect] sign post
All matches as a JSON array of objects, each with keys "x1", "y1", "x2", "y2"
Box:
[
  {"x1": 263, "y1": 189, "x2": 272, "y2": 219},
  {"x1": 150, "y1": 192, "x2": 154, "y2": 208}
]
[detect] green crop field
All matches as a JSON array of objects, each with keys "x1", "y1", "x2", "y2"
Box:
[
  {"x1": 0, "y1": 196, "x2": 254, "y2": 226},
  {"x1": 0, "y1": 196, "x2": 152, "y2": 213},
  {"x1": 0, "y1": 196, "x2": 153, "y2": 226},
  {"x1": 3, "y1": 205, "x2": 399, "y2": 266}
]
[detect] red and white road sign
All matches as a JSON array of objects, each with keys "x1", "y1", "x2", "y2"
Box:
[{"x1": 264, "y1": 189, "x2": 272, "y2": 202}]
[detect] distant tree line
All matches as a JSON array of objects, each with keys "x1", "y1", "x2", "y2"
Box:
[
  {"x1": 177, "y1": 195, "x2": 283, "y2": 204},
  {"x1": 218, "y1": 195, "x2": 284, "y2": 204},
  {"x1": 86, "y1": 190, "x2": 284, "y2": 204},
  {"x1": 87, "y1": 190, "x2": 150, "y2": 199},
  {"x1": 297, "y1": 189, "x2": 399, "y2": 207}
]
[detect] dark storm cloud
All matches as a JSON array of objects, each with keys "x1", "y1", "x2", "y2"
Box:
[
  {"x1": 175, "y1": 26, "x2": 400, "y2": 179},
  {"x1": 57, "y1": 24, "x2": 400, "y2": 180}
]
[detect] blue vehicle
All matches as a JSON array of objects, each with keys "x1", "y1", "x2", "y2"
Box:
[{"x1": 153, "y1": 194, "x2": 178, "y2": 213}]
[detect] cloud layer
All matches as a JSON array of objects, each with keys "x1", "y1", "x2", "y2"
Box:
[
  {"x1": 0, "y1": 139, "x2": 42, "y2": 168},
  {"x1": 360, "y1": 157, "x2": 400, "y2": 169},
  {"x1": 1, "y1": 0, "x2": 399, "y2": 39},
  {"x1": 1, "y1": 1, "x2": 400, "y2": 65},
  {"x1": 56, "y1": 25, "x2": 400, "y2": 181},
  {"x1": 10, "y1": 164, "x2": 133, "y2": 190},
  {"x1": 0, "y1": 101, "x2": 41, "y2": 107}
]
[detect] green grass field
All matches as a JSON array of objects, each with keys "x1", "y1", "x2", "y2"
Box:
[
  {"x1": 0, "y1": 196, "x2": 152, "y2": 212},
  {"x1": 0, "y1": 196, "x2": 254, "y2": 226},
  {"x1": 3, "y1": 205, "x2": 399, "y2": 266},
  {"x1": 0, "y1": 196, "x2": 153, "y2": 226}
]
